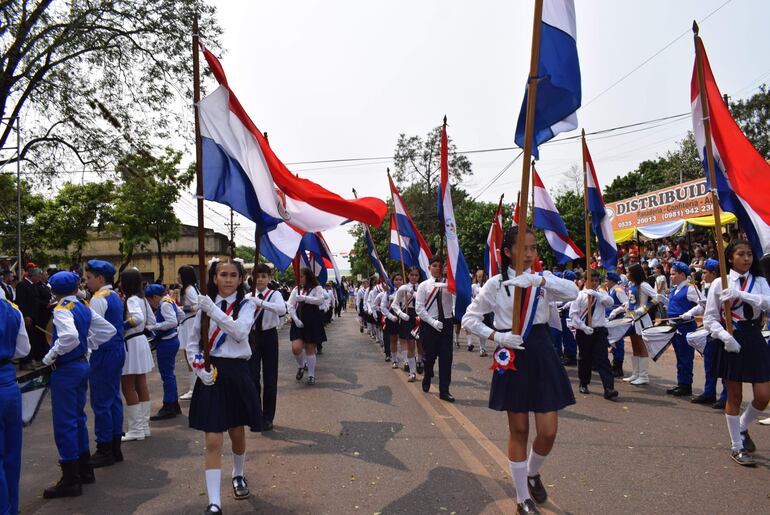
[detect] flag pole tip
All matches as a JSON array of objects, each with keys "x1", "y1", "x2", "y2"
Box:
[
  {"x1": 692, "y1": 20, "x2": 699, "y2": 35},
  {"x1": 443, "y1": 115, "x2": 447, "y2": 124}
]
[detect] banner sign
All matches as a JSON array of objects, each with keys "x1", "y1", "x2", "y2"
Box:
[{"x1": 605, "y1": 179, "x2": 713, "y2": 231}]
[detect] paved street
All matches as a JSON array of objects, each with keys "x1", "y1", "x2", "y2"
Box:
[{"x1": 18, "y1": 311, "x2": 770, "y2": 514}]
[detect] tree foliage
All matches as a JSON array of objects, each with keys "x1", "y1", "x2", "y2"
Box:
[
  {"x1": 0, "y1": 0, "x2": 221, "y2": 177},
  {"x1": 729, "y1": 84, "x2": 770, "y2": 159},
  {"x1": 0, "y1": 173, "x2": 46, "y2": 263}
]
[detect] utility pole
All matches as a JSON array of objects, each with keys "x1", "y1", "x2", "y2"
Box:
[{"x1": 225, "y1": 207, "x2": 239, "y2": 258}]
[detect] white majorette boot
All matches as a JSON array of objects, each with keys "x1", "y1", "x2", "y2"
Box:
[
  {"x1": 630, "y1": 357, "x2": 650, "y2": 385},
  {"x1": 121, "y1": 404, "x2": 145, "y2": 442},
  {"x1": 141, "y1": 400, "x2": 152, "y2": 437},
  {"x1": 622, "y1": 356, "x2": 639, "y2": 383}
]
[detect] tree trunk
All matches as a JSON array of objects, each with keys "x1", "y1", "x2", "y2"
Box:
[
  {"x1": 155, "y1": 236, "x2": 164, "y2": 284},
  {"x1": 118, "y1": 247, "x2": 134, "y2": 274}
]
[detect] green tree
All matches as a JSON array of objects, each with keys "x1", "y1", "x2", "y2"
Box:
[
  {"x1": 0, "y1": 173, "x2": 47, "y2": 264},
  {"x1": 112, "y1": 148, "x2": 194, "y2": 282},
  {"x1": 235, "y1": 245, "x2": 256, "y2": 263},
  {"x1": 35, "y1": 181, "x2": 115, "y2": 263},
  {"x1": 728, "y1": 84, "x2": 770, "y2": 159},
  {"x1": 0, "y1": 1, "x2": 221, "y2": 177},
  {"x1": 348, "y1": 219, "x2": 390, "y2": 280}
]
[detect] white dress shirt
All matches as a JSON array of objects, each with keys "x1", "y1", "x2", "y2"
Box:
[
  {"x1": 366, "y1": 285, "x2": 383, "y2": 315},
  {"x1": 181, "y1": 285, "x2": 199, "y2": 319},
  {"x1": 51, "y1": 296, "x2": 116, "y2": 356},
  {"x1": 185, "y1": 292, "x2": 256, "y2": 361},
  {"x1": 569, "y1": 289, "x2": 614, "y2": 329},
  {"x1": 392, "y1": 282, "x2": 419, "y2": 317},
  {"x1": 5, "y1": 301, "x2": 30, "y2": 359},
  {"x1": 416, "y1": 277, "x2": 455, "y2": 325},
  {"x1": 704, "y1": 270, "x2": 770, "y2": 333},
  {"x1": 249, "y1": 287, "x2": 287, "y2": 330},
  {"x1": 287, "y1": 285, "x2": 326, "y2": 321},
  {"x1": 462, "y1": 269, "x2": 579, "y2": 340},
  {"x1": 380, "y1": 290, "x2": 398, "y2": 321},
  {"x1": 125, "y1": 295, "x2": 153, "y2": 336}
]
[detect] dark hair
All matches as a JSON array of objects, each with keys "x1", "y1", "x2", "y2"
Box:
[
  {"x1": 500, "y1": 225, "x2": 536, "y2": 282},
  {"x1": 120, "y1": 269, "x2": 144, "y2": 321},
  {"x1": 208, "y1": 259, "x2": 247, "y2": 320},
  {"x1": 178, "y1": 265, "x2": 198, "y2": 292},
  {"x1": 300, "y1": 267, "x2": 319, "y2": 291},
  {"x1": 253, "y1": 263, "x2": 271, "y2": 276},
  {"x1": 725, "y1": 239, "x2": 763, "y2": 277},
  {"x1": 590, "y1": 270, "x2": 601, "y2": 280},
  {"x1": 628, "y1": 263, "x2": 645, "y2": 286},
  {"x1": 86, "y1": 262, "x2": 114, "y2": 285},
  {"x1": 407, "y1": 266, "x2": 421, "y2": 280},
  {"x1": 392, "y1": 272, "x2": 404, "y2": 283},
  {"x1": 429, "y1": 256, "x2": 444, "y2": 266}
]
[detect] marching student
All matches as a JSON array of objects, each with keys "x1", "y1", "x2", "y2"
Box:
[
  {"x1": 373, "y1": 282, "x2": 390, "y2": 361},
  {"x1": 416, "y1": 256, "x2": 456, "y2": 402},
  {"x1": 381, "y1": 273, "x2": 404, "y2": 367},
  {"x1": 120, "y1": 269, "x2": 155, "y2": 442},
  {"x1": 622, "y1": 263, "x2": 665, "y2": 386},
  {"x1": 392, "y1": 266, "x2": 424, "y2": 380},
  {"x1": 83, "y1": 260, "x2": 126, "y2": 468},
  {"x1": 604, "y1": 271, "x2": 628, "y2": 378},
  {"x1": 462, "y1": 226, "x2": 578, "y2": 514},
  {"x1": 289, "y1": 268, "x2": 326, "y2": 385},
  {"x1": 366, "y1": 275, "x2": 384, "y2": 345},
  {"x1": 665, "y1": 261, "x2": 704, "y2": 398},
  {"x1": 704, "y1": 239, "x2": 770, "y2": 467},
  {"x1": 0, "y1": 291, "x2": 30, "y2": 514},
  {"x1": 41, "y1": 272, "x2": 116, "y2": 499},
  {"x1": 692, "y1": 258, "x2": 728, "y2": 408},
  {"x1": 145, "y1": 283, "x2": 182, "y2": 420},
  {"x1": 467, "y1": 269, "x2": 489, "y2": 356},
  {"x1": 248, "y1": 264, "x2": 287, "y2": 431},
  {"x1": 569, "y1": 270, "x2": 619, "y2": 400},
  {"x1": 178, "y1": 265, "x2": 200, "y2": 401},
  {"x1": 355, "y1": 279, "x2": 369, "y2": 334},
  {"x1": 559, "y1": 270, "x2": 578, "y2": 366},
  {"x1": 186, "y1": 258, "x2": 260, "y2": 513}
]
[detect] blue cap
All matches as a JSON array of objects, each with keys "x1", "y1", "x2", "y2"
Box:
[
  {"x1": 606, "y1": 271, "x2": 621, "y2": 283},
  {"x1": 144, "y1": 284, "x2": 165, "y2": 297},
  {"x1": 553, "y1": 272, "x2": 563, "y2": 278},
  {"x1": 563, "y1": 270, "x2": 577, "y2": 281},
  {"x1": 49, "y1": 271, "x2": 80, "y2": 295},
  {"x1": 704, "y1": 258, "x2": 719, "y2": 273},
  {"x1": 672, "y1": 261, "x2": 690, "y2": 275},
  {"x1": 86, "y1": 259, "x2": 116, "y2": 277}
]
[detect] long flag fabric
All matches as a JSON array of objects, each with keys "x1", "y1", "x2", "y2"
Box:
[
  {"x1": 532, "y1": 169, "x2": 583, "y2": 264},
  {"x1": 316, "y1": 232, "x2": 341, "y2": 285},
  {"x1": 484, "y1": 197, "x2": 504, "y2": 277},
  {"x1": 294, "y1": 231, "x2": 339, "y2": 285},
  {"x1": 583, "y1": 140, "x2": 617, "y2": 270},
  {"x1": 438, "y1": 120, "x2": 472, "y2": 319},
  {"x1": 691, "y1": 39, "x2": 770, "y2": 257},
  {"x1": 514, "y1": 0, "x2": 581, "y2": 160},
  {"x1": 364, "y1": 226, "x2": 393, "y2": 290},
  {"x1": 259, "y1": 222, "x2": 303, "y2": 271},
  {"x1": 388, "y1": 175, "x2": 433, "y2": 280},
  {"x1": 198, "y1": 43, "x2": 387, "y2": 232}
]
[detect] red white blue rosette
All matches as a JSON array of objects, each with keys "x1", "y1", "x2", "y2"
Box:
[
  {"x1": 191, "y1": 353, "x2": 206, "y2": 370},
  {"x1": 490, "y1": 346, "x2": 517, "y2": 374}
]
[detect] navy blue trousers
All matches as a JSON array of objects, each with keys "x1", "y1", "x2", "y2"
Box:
[
  {"x1": 89, "y1": 344, "x2": 125, "y2": 443},
  {"x1": 0, "y1": 369, "x2": 21, "y2": 515},
  {"x1": 51, "y1": 359, "x2": 90, "y2": 462},
  {"x1": 156, "y1": 337, "x2": 180, "y2": 403}
]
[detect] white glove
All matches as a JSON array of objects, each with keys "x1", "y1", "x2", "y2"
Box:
[
  {"x1": 42, "y1": 348, "x2": 57, "y2": 366},
  {"x1": 713, "y1": 328, "x2": 741, "y2": 353},
  {"x1": 196, "y1": 366, "x2": 216, "y2": 386},
  {"x1": 633, "y1": 308, "x2": 647, "y2": 317},
  {"x1": 387, "y1": 313, "x2": 398, "y2": 322},
  {"x1": 253, "y1": 297, "x2": 264, "y2": 307},
  {"x1": 493, "y1": 331, "x2": 525, "y2": 350},
  {"x1": 433, "y1": 282, "x2": 448, "y2": 289},
  {"x1": 609, "y1": 307, "x2": 625, "y2": 320},
  {"x1": 719, "y1": 288, "x2": 741, "y2": 303},
  {"x1": 506, "y1": 274, "x2": 544, "y2": 289},
  {"x1": 430, "y1": 319, "x2": 444, "y2": 331},
  {"x1": 582, "y1": 325, "x2": 594, "y2": 335},
  {"x1": 291, "y1": 314, "x2": 304, "y2": 328},
  {"x1": 297, "y1": 294, "x2": 308, "y2": 302},
  {"x1": 680, "y1": 312, "x2": 693, "y2": 321},
  {"x1": 197, "y1": 294, "x2": 215, "y2": 314},
  {"x1": 585, "y1": 289, "x2": 600, "y2": 298},
  {"x1": 399, "y1": 312, "x2": 409, "y2": 321}
]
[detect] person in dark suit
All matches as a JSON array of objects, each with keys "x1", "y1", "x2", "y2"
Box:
[{"x1": 14, "y1": 268, "x2": 49, "y2": 369}]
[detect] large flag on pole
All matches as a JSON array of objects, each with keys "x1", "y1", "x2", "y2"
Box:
[
  {"x1": 316, "y1": 232, "x2": 341, "y2": 285},
  {"x1": 388, "y1": 175, "x2": 433, "y2": 280},
  {"x1": 514, "y1": 0, "x2": 581, "y2": 160},
  {"x1": 583, "y1": 140, "x2": 617, "y2": 270},
  {"x1": 484, "y1": 196, "x2": 504, "y2": 277},
  {"x1": 364, "y1": 226, "x2": 393, "y2": 290},
  {"x1": 691, "y1": 39, "x2": 770, "y2": 257},
  {"x1": 438, "y1": 118, "x2": 472, "y2": 319},
  {"x1": 259, "y1": 222, "x2": 303, "y2": 271},
  {"x1": 197, "y1": 43, "x2": 387, "y2": 232},
  {"x1": 532, "y1": 169, "x2": 583, "y2": 264}
]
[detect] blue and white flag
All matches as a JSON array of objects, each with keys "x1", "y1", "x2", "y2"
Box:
[
  {"x1": 388, "y1": 174, "x2": 432, "y2": 280},
  {"x1": 532, "y1": 169, "x2": 583, "y2": 265},
  {"x1": 514, "y1": 0, "x2": 581, "y2": 159},
  {"x1": 364, "y1": 226, "x2": 393, "y2": 290},
  {"x1": 584, "y1": 140, "x2": 617, "y2": 270}
]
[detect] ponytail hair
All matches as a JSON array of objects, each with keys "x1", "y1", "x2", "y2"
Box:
[{"x1": 207, "y1": 259, "x2": 247, "y2": 320}]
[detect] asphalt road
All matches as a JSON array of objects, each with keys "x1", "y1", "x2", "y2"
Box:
[{"x1": 17, "y1": 311, "x2": 770, "y2": 514}]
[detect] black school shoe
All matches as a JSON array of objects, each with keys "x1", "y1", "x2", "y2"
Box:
[
  {"x1": 516, "y1": 498, "x2": 541, "y2": 514},
  {"x1": 742, "y1": 431, "x2": 756, "y2": 453},
  {"x1": 232, "y1": 475, "x2": 250, "y2": 499},
  {"x1": 578, "y1": 384, "x2": 590, "y2": 394},
  {"x1": 43, "y1": 460, "x2": 82, "y2": 499},
  {"x1": 691, "y1": 393, "x2": 716, "y2": 405},
  {"x1": 604, "y1": 388, "x2": 619, "y2": 400},
  {"x1": 712, "y1": 398, "x2": 726, "y2": 410},
  {"x1": 527, "y1": 474, "x2": 548, "y2": 504},
  {"x1": 204, "y1": 503, "x2": 222, "y2": 514},
  {"x1": 296, "y1": 367, "x2": 305, "y2": 381},
  {"x1": 731, "y1": 449, "x2": 756, "y2": 467}
]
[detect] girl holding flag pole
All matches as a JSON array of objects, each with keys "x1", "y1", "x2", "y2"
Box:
[
  {"x1": 288, "y1": 268, "x2": 326, "y2": 385},
  {"x1": 392, "y1": 266, "x2": 424, "y2": 381},
  {"x1": 462, "y1": 226, "x2": 578, "y2": 511}
]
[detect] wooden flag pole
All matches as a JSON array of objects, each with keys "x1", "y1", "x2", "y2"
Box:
[
  {"x1": 582, "y1": 130, "x2": 593, "y2": 327},
  {"x1": 251, "y1": 131, "x2": 268, "y2": 296},
  {"x1": 693, "y1": 21, "x2": 732, "y2": 333},
  {"x1": 192, "y1": 15, "x2": 211, "y2": 369},
  {"x1": 511, "y1": 0, "x2": 544, "y2": 334},
  {"x1": 388, "y1": 169, "x2": 408, "y2": 281}
]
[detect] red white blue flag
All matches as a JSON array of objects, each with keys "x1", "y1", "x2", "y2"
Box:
[
  {"x1": 388, "y1": 175, "x2": 433, "y2": 280},
  {"x1": 484, "y1": 197, "x2": 504, "y2": 277},
  {"x1": 584, "y1": 140, "x2": 617, "y2": 270},
  {"x1": 532, "y1": 169, "x2": 583, "y2": 264}
]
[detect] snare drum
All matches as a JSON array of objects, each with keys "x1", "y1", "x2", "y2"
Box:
[
  {"x1": 686, "y1": 328, "x2": 708, "y2": 355},
  {"x1": 642, "y1": 324, "x2": 676, "y2": 361},
  {"x1": 606, "y1": 318, "x2": 633, "y2": 346},
  {"x1": 762, "y1": 330, "x2": 770, "y2": 342}
]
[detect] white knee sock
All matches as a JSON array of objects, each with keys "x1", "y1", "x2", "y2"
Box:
[
  {"x1": 527, "y1": 450, "x2": 547, "y2": 477},
  {"x1": 306, "y1": 354, "x2": 317, "y2": 377},
  {"x1": 232, "y1": 452, "x2": 245, "y2": 478},
  {"x1": 466, "y1": 335, "x2": 472, "y2": 347},
  {"x1": 508, "y1": 459, "x2": 530, "y2": 503},
  {"x1": 205, "y1": 469, "x2": 222, "y2": 509},
  {"x1": 294, "y1": 350, "x2": 305, "y2": 369},
  {"x1": 408, "y1": 357, "x2": 416, "y2": 374},
  {"x1": 478, "y1": 336, "x2": 486, "y2": 351},
  {"x1": 726, "y1": 414, "x2": 743, "y2": 451},
  {"x1": 189, "y1": 370, "x2": 197, "y2": 391},
  {"x1": 739, "y1": 404, "x2": 764, "y2": 432}
]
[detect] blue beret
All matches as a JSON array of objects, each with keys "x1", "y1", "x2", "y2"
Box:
[
  {"x1": 144, "y1": 284, "x2": 165, "y2": 297},
  {"x1": 672, "y1": 261, "x2": 690, "y2": 275},
  {"x1": 49, "y1": 271, "x2": 80, "y2": 295},
  {"x1": 563, "y1": 270, "x2": 577, "y2": 281},
  {"x1": 606, "y1": 271, "x2": 621, "y2": 283},
  {"x1": 553, "y1": 271, "x2": 563, "y2": 278},
  {"x1": 86, "y1": 259, "x2": 116, "y2": 277},
  {"x1": 704, "y1": 258, "x2": 719, "y2": 273}
]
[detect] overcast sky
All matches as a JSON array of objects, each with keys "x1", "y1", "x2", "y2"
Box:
[{"x1": 177, "y1": 0, "x2": 770, "y2": 262}]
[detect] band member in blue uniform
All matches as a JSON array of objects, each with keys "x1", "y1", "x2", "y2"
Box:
[
  {"x1": 42, "y1": 271, "x2": 116, "y2": 499},
  {"x1": 248, "y1": 264, "x2": 287, "y2": 431},
  {"x1": 145, "y1": 284, "x2": 183, "y2": 420},
  {"x1": 604, "y1": 271, "x2": 628, "y2": 377},
  {"x1": 463, "y1": 226, "x2": 578, "y2": 514},
  {"x1": 704, "y1": 239, "x2": 770, "y2": 467},
  {"x1": 0, "y1": 295, "x2": 30, "y2": 515},
  {"x1": 665, "y1": 261, "x2": 704, "y2": 397},
  {"x1": 692, "y1": 259, "x2": 728, "y2": 408},
  {"x1": 84, "y1": 259, "x2": 126, "y2": 468}
]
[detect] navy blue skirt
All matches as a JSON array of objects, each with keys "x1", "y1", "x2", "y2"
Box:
[
  {"x1": 189, "y1": 357, "x2": 262, "y2": 433},
  {"x1": 716, "y1": 320, "x2": 770, "y2": 383},
  {"x1": 398, "y1": 309, "x2": 417, "y2": 340},
  {"x1": 385, "y1": 316, "x2": 399, "y2": 336},
  {"x1": 489, "y1": 324, "x2": 576, "y2": 413}
]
